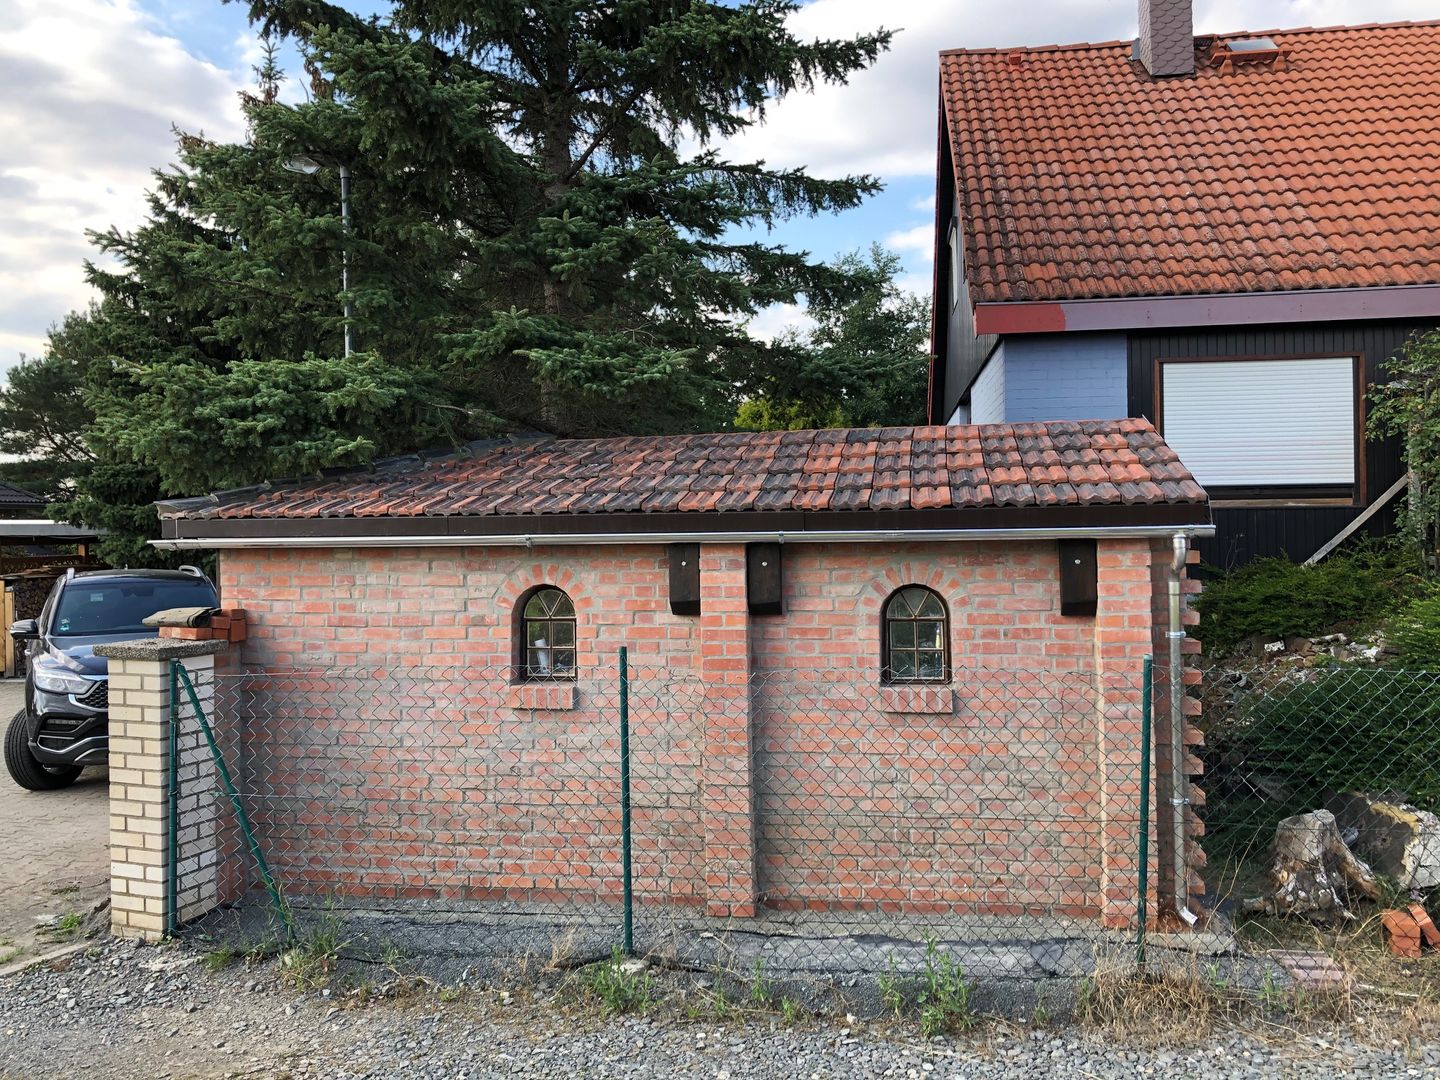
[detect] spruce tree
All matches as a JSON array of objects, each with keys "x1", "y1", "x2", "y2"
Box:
[{"x1": 30, "y1": 2, "x2": 892, "y2": 561}]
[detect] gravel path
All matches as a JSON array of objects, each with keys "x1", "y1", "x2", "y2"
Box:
[{"x1": 0, "y1": 940, "x2": 1436, "y2": 1079}]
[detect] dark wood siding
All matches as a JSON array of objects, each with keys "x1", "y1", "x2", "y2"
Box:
[
  {"x1": 1128, "y1": 320, "x2": 1431, "y2": 568},
  {"x1": 929, "y1": 118, "x2": 997, "y2": 423}
]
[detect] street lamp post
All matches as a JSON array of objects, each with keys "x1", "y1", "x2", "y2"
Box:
[{"x1": 283, "y1": 154, "x2": 353, "y2": 358}]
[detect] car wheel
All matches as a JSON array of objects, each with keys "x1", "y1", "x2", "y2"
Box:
[{"x1": 4, "y1": 708, "x2": 81, "y2": 791}]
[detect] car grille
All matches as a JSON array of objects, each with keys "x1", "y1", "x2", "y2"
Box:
[{"x1": 76, "y1": 680, "x2": 108, "y2": 709}]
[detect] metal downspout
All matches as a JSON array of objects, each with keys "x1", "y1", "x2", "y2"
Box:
[{"x1": 1169, "y1": 533, "x2": 1198, "y2": 927}]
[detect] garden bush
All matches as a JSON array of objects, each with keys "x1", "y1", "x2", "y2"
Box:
[
  {"x1": 1382, "y1": 588, "x2": 1440, "y2": 667},
  {"x1": 1203, "y1": 665, "x2": 1440, "y2": 861},
  {"x1": 1234, "y1": 667, "x2": 1440, "y2": 809},
  {"x1": 1196, "y1": 544, "x2": 1420, "y2": 658}
]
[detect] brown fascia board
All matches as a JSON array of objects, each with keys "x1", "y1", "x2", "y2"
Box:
[
  {"x1": 161, "y1": 502, "x2": 1212, "y2": 542},
  {"x1": 973, "y1": 283, "x2": 1440, "y2": 336}
]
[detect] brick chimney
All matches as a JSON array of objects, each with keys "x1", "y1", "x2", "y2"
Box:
[{"x1": 1137, "y1": 0, "x2": 1195, "y2": 77}]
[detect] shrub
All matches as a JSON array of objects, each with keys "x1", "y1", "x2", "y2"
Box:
[
  {"x1": 1219, "y1": 667, "x2": 1440, "y2": 811},
  {"x1": 1383, "y1": 589, "x2": 1440, "y2": 667},
  {"x1": 1196, "y1": 544, "x2": 1420, "y2": 657},
  {"x1": 1204, "y1": 665, "x2": 1440, "y2": 860}
]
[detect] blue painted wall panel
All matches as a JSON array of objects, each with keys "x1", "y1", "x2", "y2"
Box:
[{"x1": 999, "y1": 333, "x2": 1129, "y2": 422}]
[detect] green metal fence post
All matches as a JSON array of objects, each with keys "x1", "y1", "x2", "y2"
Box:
[
  {"x1": 174, "y1": 659, "x2": 294, "y2": 941},
  {"x1": 619, "y1": 646, "x2": 634, "y2": 956},
  {"x1": 166, "y1": 660, "x2": 180, "y2": 935},
  {"x1": 1136, "y1": 655, "x2": 1153, "y2": 970}
]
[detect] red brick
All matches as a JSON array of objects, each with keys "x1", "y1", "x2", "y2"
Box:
[
  {"x1": 1409, "y1": 903, "x2": 1440, "y2": 948},
  {"x1": 1383, "y1": 910, "x2": 1423, "y2": 958}
]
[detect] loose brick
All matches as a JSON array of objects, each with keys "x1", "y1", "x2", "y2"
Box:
[{"x1": 1383, "y1": 909, "x2": 1423, "y2": 958}]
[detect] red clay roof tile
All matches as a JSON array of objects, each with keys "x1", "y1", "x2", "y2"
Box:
[
  {"x1": 941, "y1": 21, "x2": 1440, "y2": 302},
  {"x1": 159, "y1": 421, "x2": 1206, "y2": 522}
]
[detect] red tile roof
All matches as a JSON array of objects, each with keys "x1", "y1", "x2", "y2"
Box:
[
  {"x1": 159, "y1": 420, "x2": 1206, "y2": 523},
  {"x1": 941, "y1": 21, "x2": 1440, "y2": 303}
]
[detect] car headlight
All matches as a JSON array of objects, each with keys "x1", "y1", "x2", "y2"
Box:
[{"x1": 33, "y1": 663, "x2": 95, "y2": 696}]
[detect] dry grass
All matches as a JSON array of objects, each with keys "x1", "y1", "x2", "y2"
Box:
[
  {"x1": 1237, "y1": 904, "x2": 1440, "y2": 1001},
  {"x1": 1075, "y1": 947, "x2": 1356, "y2": 1046}
]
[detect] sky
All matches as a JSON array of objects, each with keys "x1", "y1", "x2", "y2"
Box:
[{"x1": 1, "y1": 0, "x2": 1435, "y2": 368}]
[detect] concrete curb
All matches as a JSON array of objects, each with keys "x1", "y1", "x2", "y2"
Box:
[{"x1": 0, "y1": 940, "x2": 93, "y2": 979}]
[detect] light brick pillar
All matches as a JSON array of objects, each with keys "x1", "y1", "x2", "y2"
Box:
[
  {"x1": 94, "y1": 637, "x2": 229, "y2": 941},
  {"x1": 1092, "y1": 538, "x2": 1157, "y2": 930},
  {"x1": 698, "y1": 543, "x2": 757, "y2": 917}
]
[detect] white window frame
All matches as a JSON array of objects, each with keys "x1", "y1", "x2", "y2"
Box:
[{"x1": 1157, "y1": 355, "x2": 1360, "y2": 498}]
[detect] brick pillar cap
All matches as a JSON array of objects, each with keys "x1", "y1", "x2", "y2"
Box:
[{"x1": 93, "y1": 637, "x2": 229, "y2": 661}]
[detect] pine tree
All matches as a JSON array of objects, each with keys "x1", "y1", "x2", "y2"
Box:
[{"x1": 27, "y1": 1, "x2": 892, "y2": 561}]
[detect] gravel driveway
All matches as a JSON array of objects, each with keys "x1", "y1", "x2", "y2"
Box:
[
  {"x1": 0, "y1": 679, "x2": 109, "y2": 962},
  {"x1": 1, "y1": 940, "x2": 1435, "y2": 1079}
]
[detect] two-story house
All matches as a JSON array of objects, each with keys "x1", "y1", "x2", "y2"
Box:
[{"x1": 930, "y1": 2, "x2": 1440, "y2": 565}]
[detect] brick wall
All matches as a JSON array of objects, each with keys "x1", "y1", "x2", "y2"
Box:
[
  {"x1": 221, "y1": 548, "x2": 706, "y2": 910},
  {"x1": 216, "y1": 537, "x2": 1177, "y2": 925}
]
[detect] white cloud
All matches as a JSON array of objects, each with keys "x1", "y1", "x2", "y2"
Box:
[
  {"x1": 1194, "y1": 0, "x2": 1436, "y2": 34},
  {"x1": 0, "y1": 0, "x2": 246, "y2": 366},
  {"x1": 885, "y1": 224, "x2": 934, "y2": 259},
  {"x1": 747, "y1": 302, "x2": 817, "y2": 344},
  {"x1": 895, "y1": 271, "x2": 932, "y2": 299},
  {"x1": 717, "y1": 0, "x2": 1132, "y2": 179}
]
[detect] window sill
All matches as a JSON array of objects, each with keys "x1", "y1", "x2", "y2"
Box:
[
  {"x1": 507, "y1": 683, "x2": 578, "y2": 711},
  {"x1": 879, "y1": 686, "x2": 954, "y2": 715}
]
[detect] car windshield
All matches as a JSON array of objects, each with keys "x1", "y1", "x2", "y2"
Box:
[{"x1": 51, "y1": 578, "x2": 218, "y2": 637}]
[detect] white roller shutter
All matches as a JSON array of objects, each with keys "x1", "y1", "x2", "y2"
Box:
[{"x1": 1161, "y1": 358, "x2": 1355, "y2": 487}]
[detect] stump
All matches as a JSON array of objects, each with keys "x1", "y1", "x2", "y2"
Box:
[
  {"x1": 1325, "y1": 792, "x2": 1440, "y2": 890},
  {"x1": 1240, "y1": 809, "x2": 1381, "y2": 920}
]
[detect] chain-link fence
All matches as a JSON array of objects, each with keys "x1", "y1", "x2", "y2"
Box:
[
  {"x1": 169, "y1": 655, "x2": 1164, "y2": 986},
  {"x1": 1197, "y1": 657, "x2": 1440, "y2": 924}
]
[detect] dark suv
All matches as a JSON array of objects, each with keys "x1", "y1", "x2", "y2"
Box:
[{"x1": 4, "y1": 566, "x2": 218, "y2": 791}]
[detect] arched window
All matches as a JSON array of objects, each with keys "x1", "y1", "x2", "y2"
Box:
[
  {"x1": 882, "y1": 586, "x2": 950, "y2": 684},
  {"x1": 519, "y1": 587, "x2": 577, "y2": 680}
]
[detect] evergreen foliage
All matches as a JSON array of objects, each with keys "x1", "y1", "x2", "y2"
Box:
[
  {"x1": 1195, "y1": 544, "x2": 1420, "y2": 658},
  {"x1": 1369, "y1": 329, "x2": 1440, "y2": 564},
  {"x1": 12, "y1": 2, "x2": 893, "y2": 562}
]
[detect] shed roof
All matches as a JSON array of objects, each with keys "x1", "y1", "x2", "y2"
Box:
[
  {"x1": 157, "y1": 421, "x2": 1209, "y2": 545},
  {"x1": 0, "y1": 481, "x2": 45, "y2": 507},
  {"x1": 940, "y1": 21, "x2": 1440, "y2": 305}
]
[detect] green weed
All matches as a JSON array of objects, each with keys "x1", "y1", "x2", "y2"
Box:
[
  {"x1": 584, "y1": 948, "x2": 653, "y2": 1016},
  {"x1": 748, "y1": 957, "x2": 772, "y2": 1007},
  {"x1": 1258, "y1": 969, "x2": 1285, "y2": 1012},
  {"x1": 280, "y1": 914, "x2": 347, "y2": 990},
  {"x1": 204, "y1": 946, "x2": 238, "y2": 973},
  {"x1": 916, "y1": 940, "x2": 974, "y2": 1036},
  {"x1": 877, "y1": 957, "x2": 904, "y2": 1018}
]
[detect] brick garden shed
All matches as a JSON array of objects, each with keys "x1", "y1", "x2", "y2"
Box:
[{"x1": 147, "y1": 419, "x2": 1211, "y2": 959}]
